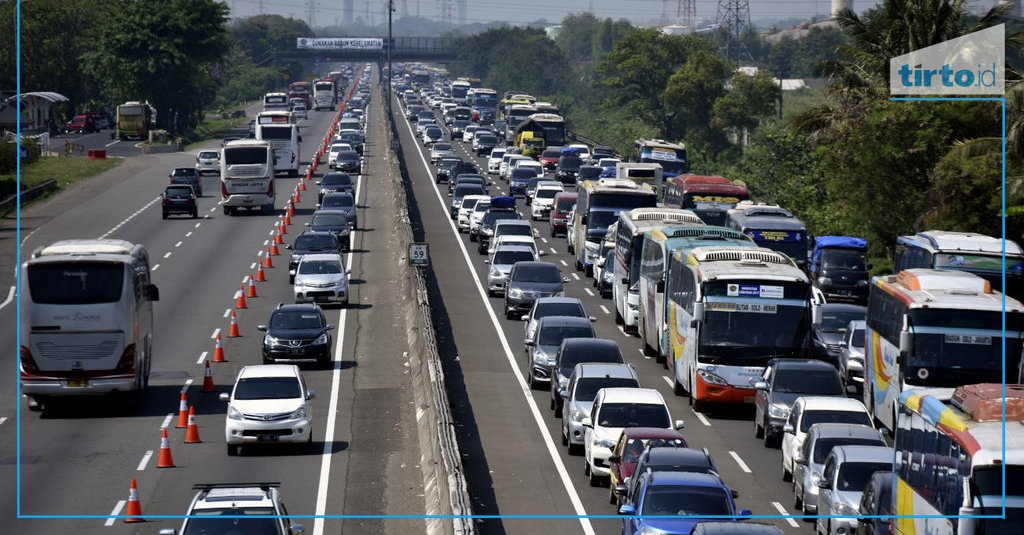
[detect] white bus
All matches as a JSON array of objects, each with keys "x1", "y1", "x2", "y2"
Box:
[
  {"x1": 864, "y1": 269, "x2": 1024, "y2": 431},
  {"x1": 220, "y1": 139, "x2": 276, "y2": 215},
  {"x1": 572, "y1": 179, "x2": 658, "y2": 276},
  {"x1": 612, "y1": 208, "x2": 705, "y2": 331},
  {"x1": 255, "y1": 117, "x2": 301, "y2": 177},
  {"x1": 263, "y1": 92, "x2": 290, "y2": 112},
  {"x1": 312, "y1": 79, "x2": 336, "y2": 111},
  {"x1": 895, "y1": 384, "x2": 1024, "y2": 535},
  {"x1": 20, "y1": 239, "x2": 159, "y2": 411},
  {"x1": 666, "y1": 246, "x2": 811, "y2": 411}
]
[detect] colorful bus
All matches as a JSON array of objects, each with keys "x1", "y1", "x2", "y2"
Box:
[
  {"x1": 864, "y1": 269, "x2": 1024, "y2": 431},
  {"x1": 613, "y1": 208, "x2": 709, "y2": 331},
  {"x1": 20, "y1": 239, "x2": 159, "y2": 411},
  {"x1": 632, "y1": 139, "x2": 689, "y2": 175},
  {"x1": 639, "y1": 226, "x2": 756, "y2": 364},
  {"x1": 894, "y1": 230, "x2": 1024, "y2": 301},
  {"x1": 115, "y1": 101, "x2": 153, "y2": 140},
  {"x1": 895, "y1": 383, "x2": 1024, "y2": 535},
  {"x1": 724, "y1": 201, "x2": 808, "y2": 269},
  {"x1": 666, "y1": 246, "x2": 811, "y2": 410},
  {"x1": 572, "y1": 179, "x2": 658, "y2": 276},
  {"x1": 663, "y1": 175, "x2": 751, "y2": 226}
]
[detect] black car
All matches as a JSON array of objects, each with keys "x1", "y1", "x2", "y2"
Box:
[
  {"x1": 555, "y1": 154, "x2": 583, "y2": 186},
  {"x1": 504, "y1": 261, "x2": 566, "y2": 319},
  {"x1": 169, "y1": 167, "x2": 203, "y2": 197},
  {"x1": 550, "y1": 337, "x2": 622, "y2": 411},
  {"x1": 509, "y1": 171, "x2": 533, "y2": 197},
  {"x1": 753, "y1": 358, "x2": 847, "y2": 447},
  {"x1": 811, "y1": 303, "x2": 867, "y2": 367},
  {"x1": 449, "y1": 183, "x2": 486, "y2": 219},
  {"x1": 450, "y1": 119, "x2": 470, "y2": 140},
  {"x1": 161, "y1": 185, "x2": 198, "y2": 219},
  {"x1": 578, "y1": 165, "x2": 603, "y2": 182},
  {"x1": 435, "y1": 156, "x2": 463, "y2": 183},
  {"x1": 318, "y1": 191, "x2": 358, "y2": 230},
  {"x1": 285, "y1": 230, "x2": 343, "y2": 283},
  {"x1": 258, "y1": 303, "x2": 335, "y2": 369},
  {"x1": 333, "y1": 150, "x2": 362, "y2": 174},
  {"x1": 474, "y1": 134, "x2": 499, "y2": 156},
  {"x1": 447, "y1": 162, "x2": 479, "y2": 185},
  {"x1": 477, "y1": 208, "x2": 522, "y2": 253},
  {"x1": 449, "y1": 174, "x2": 487, "y2": 194},
  {"x1": 317, "y1": 172, "x2": 354, "y2": 203},
  {"x1": 306, "y1": 210, "x2": 352, "y2": 251}
]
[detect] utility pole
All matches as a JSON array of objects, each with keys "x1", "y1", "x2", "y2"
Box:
[
  {"x1": 387, "y1": 0, "x2": 394, "y2": 121},
  {"x1": 715, "y1": 0, "x2": 752, "y2": 61}
]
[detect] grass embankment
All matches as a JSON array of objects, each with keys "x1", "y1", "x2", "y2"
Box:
[
  {"x1": 0, "y1": 156, "x2": 122, "y2": 216},
  {"x1": 184, "y1": 109, "x2": 252, "y2": 150}
]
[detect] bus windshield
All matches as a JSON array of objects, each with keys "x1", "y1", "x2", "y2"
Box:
[
  {"x1": 697, "y1": 280, "x2": 809, "y2": 362},
  {"x1": 639, "y1": 146, "x2": 687, "y2": 174},
  {"x1": 973, "y1": 465, "x2": 1024, "y2": 535},
  {"x1": 904, "y1": 309, "x2": 1023, "y2": 385},
  {"x1": 119, "y1": 105, "x2": 144, "y2": 116},
  {"x1": 28, "y1": 262, "x2": 123, "y2": 304}
]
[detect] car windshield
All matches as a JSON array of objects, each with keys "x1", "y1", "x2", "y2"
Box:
[
  {"x1": 298, "y1": 260, "x2": 343, "y2": 275},
  {"x1": 556, "y1": 199, "x2": 577, "y2": 212},
  {"x1": 337, "y1": 151, "x2": 358, "y2": 160},
  {"x1": 433, "y1": 143, "x2": 452, "y2": 151},
  {"x1": 497, "y1": 225, "x2": 532, "y2": 237},
  {"x1": 514, "y1": 265, "x2": 560, "y2": 283},
  {"x1": 535, "y1": 302, "x2": 585, "y2": 319},
  {"x1": 493, "y1": 250, "x2": 535, "y2": 265},
  {"x1": 850, "y1": 328, "x2": 865, "y2": 348},
  {"x1": 322, "y1": 174, "x2": 352, "y2": 186},
  {"x1": 598, "y1": 403, "x2": 670, "y2": 428},
  {"x1": 801, "y1": 409, "x2": 873, "y2": 433},
  {"x1": 294, "y1": 235, "x2": 336, "y2": 249},
  {"x1": 166, "y1": 187, "x2": 193, "y2": 197},
  {"x1": 560, "y1": 346, "x2": 621, "y2": 373},
  {"x1": 484, "y1": 211, "x2": 519, "y2": 226},
  {"x1": 641, "y1": 486, "x2": 730, "y2": 516},
  {"x1": 270, "y1": 311, "x2": 324, "y2": 330},
  {"x1": 774, "y1": 369, "x2": 844, "y2": 395},
  {"x1": 622, "y1": 437, "x2": 687, "y2": 464},
  {"x1": 538, "y1": 325, "x2": 593, "y2": 346},
  {"x1": 837, "y1": 462, "x2": 891, "y2": 492},
  {"x1": 819, "y1": 309, "x2": 865, "y2": 332},
  {"x1": 198, "y1": 151, "x2": 218, "y2": 159},
  {"x1": 573, "y1": 378, "x2": 638, "y2": 402},
  {"x1": 321, "y1": 195, "x2": 354, "y2": 208},
  {"x1": 182, "y1": 509, "x2": 281, "y2": 535},
  {"x1": 233, "y1": 377, "x2": 301, "y2": 400},
  {"x1": 535, "y1": 189, "x2": 560, "y2": 200},
  {"x1": 813, "y1": 438, "x2": 884, "y2": 464},
  {"x1": 311, "y1": 214, "x2": 348, "y2": 226}
]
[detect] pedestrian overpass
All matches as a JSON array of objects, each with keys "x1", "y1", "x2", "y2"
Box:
[{"x1": 282, "y1": 37, "x2": 462, "y2": 62}]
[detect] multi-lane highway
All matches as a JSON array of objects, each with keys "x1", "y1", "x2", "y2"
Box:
[{"x1": 2, "y1": 65, "x2": 825, "y2": 535}]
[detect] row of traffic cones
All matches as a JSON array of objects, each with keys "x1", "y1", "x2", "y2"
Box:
[{"x1": 120, "y1": 408, "x2": 199, "y2": 521}]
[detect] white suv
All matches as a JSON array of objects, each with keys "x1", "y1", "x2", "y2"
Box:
[
  {"x1": 531, "y1": 183, "x2": 564, "y2": 220},
  {"x1": 195, "y1": 150, "x2": 220, "y2": 176},
  {"x1": 582, "y1": 387, "x2": 685, "y2": 486},
  {"x1": 220, "y1": 365, "x2": 316, "y2": 456},
  {"x1": 293, "y1": 253, "x2": 350, "y2": 306},
  {"x1": 159, "y1": 482, "x2": 305, "y2": 535}
]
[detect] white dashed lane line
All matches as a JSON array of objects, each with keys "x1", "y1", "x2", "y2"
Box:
[
  {"x1": 163, "y1": 252, "x2": 171, "y2": 259},
  {"x1": 772, "y1": 502, "x2": 801, "y2": 528},
  {"x1": 599, "y1": 305, "x2": 610, "y2": 315},
  {"x1": 729, "y1": 451, "x2": 752, "y2": 473},
  {"x1": 136, "y1": 451, "x2": 153, "y2": 471}
]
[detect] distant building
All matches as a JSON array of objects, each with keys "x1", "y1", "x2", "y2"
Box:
[{"x1": 831, "y1": 0, "x2": 853, "y2": 19}]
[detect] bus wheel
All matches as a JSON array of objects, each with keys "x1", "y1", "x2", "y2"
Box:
[{"x1": 673, "y1": 377, "x2": 685, "y2": 397}]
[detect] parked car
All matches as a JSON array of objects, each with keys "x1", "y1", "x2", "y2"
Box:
[
  {"x1": 583, "y1": 387, "x2": 685, "y2": 487},
  {"x1": 525, "y1": 316, "x2": 595, "y2": 389},
  {"x1": 839, "y1": 320, "x2": 867, "y2": 393},
  {"x1": 815, "y1": 445, "x2": 893, "y2": 535},
  {"x1": 793, "y1": 422, "x2": 886, "y2": 514},
  {"x1": 220, "y1": 364, "x2": 316, "y2": 455},
  {"x1": 293, "y1": 253, "x2": 350, "y2": 307},
  {"x1": 65, "y1": 114, "x2": 98, "y2": 134},
  {"x1": 781, "y1": 396, "x2": 874, "y2": 483},
  {"x1": 318, "y1": 191, "x2": 358, "y2": 230},
  {"x1": 285, "y1": 230, "x2": 343, "y2": 283},
  {"x1": 550, "y1": 337, "x2": 623, "y2": 412},
  {"x1": 505, "y1": 261, "x2": 567, "y2": 320},
  {"x1": 161, "y1": 185, "x2": 198, "y2": 219},
  {"x1": 811, "y1": 303, "x2": 867, "y2": 367},
  {"x1": 618, "y1": 471, "x2": 749, "y2": 535},
  {"x1": 753, "y1": 358, "x2": 846, "y2": 447},
  {"x1": 169, "y1": 167, "x2": 203, "y2": 197},
  {"x1": 607, "y1": 427, "x2": 688, "y2": 506},
  {"x1": 161, "y1": 482, "x2": 304, "y2": 534}
]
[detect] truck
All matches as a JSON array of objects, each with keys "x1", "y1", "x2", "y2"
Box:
[
  {"x1": 515, "y1": 131, "x2": 545, "y2": 158},
  {"x1": 808, "y1": 236, "x2": 869, "y2": 304},
  {"x1": 615, "y1": 162, "x2": 664, "y2": 198}
]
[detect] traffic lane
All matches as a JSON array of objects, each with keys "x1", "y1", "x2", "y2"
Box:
[
  {"x1": 395, "y1": 99, "x2": 591, "y2": 534},
  {"x1": 425, "y1": 122, "x2": 805, "y2": 531}
]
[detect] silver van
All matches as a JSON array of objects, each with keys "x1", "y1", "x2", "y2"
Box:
[
  {"x1": 816, "y1": 445, "x2": 893, "y2": 535},
  {"x1": 793, "y1": 423, "x2": 885, "y2": 514}
]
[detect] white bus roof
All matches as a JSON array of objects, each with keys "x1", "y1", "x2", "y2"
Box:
[
  {"x1": 686, "y1": 246, "x2": 807, "y2": 281},
  {"x1": 622, "y1": 208, "x2": 704, "y2": 228},
  {"x1": 877, "y1": 269, "x2": 1024, "y2": 312},
  {"x1": 224, "y1": 139, "x2": 272, "y2": 148},
  {"x1": 32, "y1": 239, "x2": 138, "y2": 258},
  {"x1": 904, "y1": 230, "x2": 1023, "y2": 256},
  {"x1": 635, "y1": 138, "x2": 686, "y2": 150}
]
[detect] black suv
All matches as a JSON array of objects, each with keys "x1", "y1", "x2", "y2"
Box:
[
  {"x1": 169, "y1": 167, "x2": 202, "y2": 197},
  {"x1": 161, "y1": 185, "x2": 198, "y2": 219},
  {"x1": 258, "y1": 303, "x2": 335, "y2": 369},
  {"x1": 285, "y1": 231, "x2": 343, "y2": 283},
  {"x1": 317, "y1": 172, "x2": 354, "y2": 203},
  {"x1": 306, "y1": 210, "x2": 352, "y2": 251},
  {"x1": 753, "y1": 358, "x2": 846, "y2": 447}
]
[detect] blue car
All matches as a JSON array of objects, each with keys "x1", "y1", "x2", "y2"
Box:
[
  {"x1": 619, "y1": 471, "x2": 751, "y2": 535},
  {"x1": 509, "y1": 174, "x2": 531, "y2": 197}
]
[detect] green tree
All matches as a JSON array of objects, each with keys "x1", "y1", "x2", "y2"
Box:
[
  {"x1": 458, "y1": 27, "x2": 567, "y2": 97},
  {"x1": 229, "y1": 14, "x2": 312, "y2": 84},
  {"x1": 660, "y1": 49, "x2": 734, "y2": 154},
  {"x1": 555, "y1": 12, "x2": 600, "y2": 63},
  {"x1": 712, "y1": 71, "x2": 781, "y2": 135}
]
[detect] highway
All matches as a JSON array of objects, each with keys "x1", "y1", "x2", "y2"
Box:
[{"x1": 0, "y1": 65, "x2": 824, "y2": 534}]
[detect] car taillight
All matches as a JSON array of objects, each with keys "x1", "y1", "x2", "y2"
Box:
[
  {"x1": 20, "y1": 346, "x2": 39, "y2": 374},
  {"x1": 266, "y1": 180, "x2": 274, "y2": 197},
  {"x1": 115, "y1": 344, "x2": 136, "y2": 373},
  {"x1": 222, "y1": 182, "x2": 230, "y2": 198}
]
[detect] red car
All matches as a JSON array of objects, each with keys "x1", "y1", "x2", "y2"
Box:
[
  {"x1": 65, "y1": 114, "x2": 97, "y2": 134},
  {"x1": 606, "y1": 427, "x2": 687, "y2": 506},
  {"x1": 538, "y1": 148, "x2": 562, "y2": 169}
]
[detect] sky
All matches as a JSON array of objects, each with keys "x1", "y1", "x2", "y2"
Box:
[{"x1": 224, "y1": 0, "x2": 1007, "y2": 29}]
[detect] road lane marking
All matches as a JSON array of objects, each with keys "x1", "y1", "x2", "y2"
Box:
[
  {"x1": 197, "y1": 351, "x2": 208, "y2": 365},
  {"x1": 136, "y1": 451, "x2": 153, "y2": 471},
  {"x1": 584, "y1": 288, "x2": 594, "y2": 297},
  {"x1": 185, "y1": 231, "x2": 193, "y2": 237},
  {"x1": 152, "y1": 264, "x2": 160, "y2": 271},
  {"x1": 104, "y1": 139, "x2": 120, "y2": 148},
  {"x1": 212, "y1": 327, "x2": 222, "y2": 338},
  {"x1": 104, "y1": 500, "x2": 126, "y2": 526},
  {"x1": 540, "y1": 237, "x2": 548, "y2": 243},
  {"x1": 772, "y1": 502, "x2": 800, "y2": 527},
  {"x1": 571, "y1": 273, "x2": 580, "y2": 280},
  {"x1": 695, "y1": 411, "x2": 711, "y2": 426},
  {"x1": 550, "y1": 247, "x2": 557, "y2": 255},
  {"x1": 175, "y1": 241, "x2": 183, "y2": 248},
  {"x1": 100, "y1": 196, "x2": 160, "y2": 238},
  {"x1": 600, "y1": 305, "x2": 610, "y2": 315},
  {"x1": 0, "y1": 286, "x2": 15, "y2": 310},
  {"x1": 729, "y1": 451, "x2": 752, "y2": 473},
  {"x1": 160, "y1": 413, "x2": 174, "y2": 429},
  {"x1": 163, "y1": 252, "x2": 171, "y2": 259},
  {"x1": 560, "y1": 260, "x2": 567, "y2": 267},
  {"x1": 400, "y1": 110, "x2": 596, "y2": 535},
  {"x1": 195, "y1": 222, "x2": 202, "y2": 228}
]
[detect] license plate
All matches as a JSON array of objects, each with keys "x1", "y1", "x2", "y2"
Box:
[
  {"x1": 66, "y1": 379, "x2": 89, "y2": 387},
  {"x1": 290, "y1": 348, "x2": 302, "y2": 354},
  {"x1": 257, "y1": 434, "x2": 279, "y2": 442},
  {"x1": 313, "y1": 296, "x2": 329, "y2": 302}
]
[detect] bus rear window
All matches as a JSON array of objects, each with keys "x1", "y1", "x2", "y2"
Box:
[
  {"x1": 28, "y1": 262, "x2": 123, "y2": 304},
  {"x1": 260, "y1": 127, "x2": 293, "y2": 140},
  {"x1": 224, "y1": 147, "x2": 269, "y2": 165}
]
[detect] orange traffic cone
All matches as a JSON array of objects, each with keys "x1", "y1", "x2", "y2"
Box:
[
  {"x1": 212, "y1": 332, "x2": 226, "y2": 362},
  {"x1": 278, "y1": 219, "x2": 288, "y2": 235},
  {"x1": 283, "y1": 212, "x2": 292, "y2": 226},
  {"x1": 228, "y1": 311, "x2": 241, "y2": 338},
  {"x1": 201, "y1": 361, "x2": 215, "y2": 392},
  {"x1": 255, "y1": 263, "x2": 266, "y2": 282},
  {"x1": 300, "y1": 178, "x2": 307, "y2": 190},
  {"x1": 175, "y1": 392, "x2": 189, "y2": 428},
  {"x1": 286, "y1": 201, "x2": 295, "y2": 218},
  {"x1": 270, "y1": 240, "x2": 280, "y2": 256},
  {"x1": 263, "y1": 248, "x2": 274, "y2": 268},
  {"x1": 247, "y1": 277, "x2": 258, "y2": 298},
  {"x1": 124, "y1": 478, "x2": 144, "y2": 522},
  {"x1": 184, "y1": 406, "x2": 201, "y2": 443},
  {"x1": 235, "y1": 286, "x2": 247, "y2": 309},
  {"x1": 273, "y1": 229, "x2": 283, "y2": 245},
  {"x1": 157, "y1": 428, "x2": 175, "y2": 468}
]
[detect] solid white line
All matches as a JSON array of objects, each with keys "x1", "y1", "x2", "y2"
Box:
[
  {"x1": 399, "y1": 111, "x2": 597, "y2": 535},
  {"x1": 136, "y1": 451, "x2": 153, "y2": 471},
  {"x1": 0, "y1": 285, "x2": 15, "y2": 310},
  {"x1": 599, "y1": 305, "x2": 610, "y2": 315},
  {"x1": 583, "y1": 288, "x2": 594, "y2": 297},
  {"x1": 196, "y1": 351, "x2": 207, "y2": 365},
  {"x1": 772, "y1": 502, "x2": 800, "y2": 527},
  {"x1": 160, "y1": 413, "x2": 173, "y2": 429},
  {"x1": 729, "y1": 451, "x2": 752, "y2": 473},
  {"x1": 661, "y1": 376, "x2": 674, "y2": 389},
  {"x1": 104, "y1": 500, "x2": 125, "y2": 526},
  {"x1": 695, "y1": 411, "x2": 712, "y2": 427},
  {"x1": 104, "y1": 139, "x2": 120, "y2": 148}
]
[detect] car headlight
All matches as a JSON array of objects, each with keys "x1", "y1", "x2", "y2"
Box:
[
  {"x1": 531, "y1": 350, "x2": 549, "y2": 364},
  {"x1": 698, "y1": 368, "x2": 729, "y2": 385},
  {"x1": 507, "y1": 288, "x2": 523, "y2": 298},
  {"x1": 264, "y1": 335, "x2": 280, "y2": 346},
  {"x1": 594, "y1": 438, "x2": 616, "y2": 449},
  {"x1": 768, "y1": 403, "x2": 791, "y2": 419},
  {"x1": 835, "y1": 503, "x2": 859, "y2": 516},
  {"x1": 489, "y1": 268, "x2": 502, "y2": 278},
  {"x1": 818, "y1": 277, "x2": 832, "y2": 285},
  {"x1": 227, "y1": 404, "x2": 243, "y2": 420},
  {"x1": 288, "y1": 405, "x2": 308, "y2": 419},
  {"x1": 314, "y1": 332, "x2": 329, "y2": 345},
  {"x1": 571, "y1": 409, "x2": 586, "y2": 422}
]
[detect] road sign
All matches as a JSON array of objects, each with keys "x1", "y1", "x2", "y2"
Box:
[{"x1": 409, "y1": 242, "x2": 429, "y2": 267}]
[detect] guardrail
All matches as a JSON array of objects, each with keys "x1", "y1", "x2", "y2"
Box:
[{"x1": 0, "y1": 178, "x2": 58, "y2": 216}]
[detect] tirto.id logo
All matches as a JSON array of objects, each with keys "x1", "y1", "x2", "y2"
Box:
[{"x1": 890, "y1": 25, "x2": 1004, "y2": 96}]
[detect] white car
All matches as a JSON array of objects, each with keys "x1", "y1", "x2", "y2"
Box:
[
  {"x1": 488, "y1": 234, "x2": 541, "y2": 257},
  {"x1": 467, "y1": 200, "x2": 491, "y2": 241},
  {"x1": 163, "y1": 482, "x2": 303, "y2": 535},
  {"x1": 195, "y1": 150, "x2": 220, "y2": 176},
  {"x1": 421, "y1": 125, "x2": 444, "y2": 145},
  {"x1": 582, "y1": 387, "x2": 685, "y2": 486},
  {"x1": 293, "y1": 253, "x2": 350, "y2": 306},
  {"x1": 462, "y1": 125, "x2": 480, "y2": 143},
  {"x1": 531, "y1": 183, "x2": 564, "y2": 220},
  {"x1": 567, "y1": 143, "x2": 591, "y2": 162},
  {"x1": 780, "y1": 396, "x2": 874, "y2": 483},
  {"x1": 220, "y1": 364, "x2": 315, "y2": 456},
  {"x1": 292, "y1": 104, "x2": 308, "y2": 120},
  {"x1": 487, "y1": 148, "x2": 507, "y2": 174},
  {"x1": 326, "y1": 142, "x2": 354, "y2": 169},
  {"x1": 457, "y1": 195, "x2": 490, "y2": 233},
  {"x1": 500, "y1": 154, "x2": 530, "y2": 180}
]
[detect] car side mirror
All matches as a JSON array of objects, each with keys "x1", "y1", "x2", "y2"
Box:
[
  {"x1": 817, "y1": 479, "x2": 832, "y2": 490},
  {"x1": 305, "y1": 223, "x2": 311, "y2": 227},
  {"x1": 783, "y1": 423, "x2": 795, "y2": 434},
  {"x1": 159, "y1": 530, "x2": 177, "y2": 535},
  {"x1": 618, "y1": 504, "x2": 635, "y2": 516},
  {"x1": 562, "y1": 277, "x2": 570, "y2": 283},
  {"x1": 315, "y1": 181, "x2": 322, "y2": 185},
  {"x1": 588, "y1": 316, "x2": 597, "y2": 322},
  {"x1": 581, "y1": 417, "x2": 593, "y2": 428},
  {"x1": 326, "y1": 324, "x2": 336, "y2": 331},
  {"x1": 257, "y1": 324, "x2": 268, "y2": 331},
  {"x1": 559, "y1": 389, "x2": 568, "y2": 399},
  {"x1": 608, "y1": 454, "x2": 621, "y2": 463},
  {"x1": 218, "y1": 393, "x2": 230, "y2": 402},
  {"x1": 289, "y1": 523, "x2": 306, "y2": 534},
  {"x1": 284, "y1": 244, "x2": 293, "y2": 250},
  {"x1": 753, "y1": 381, "x2": 768, "y2": 390},
  {"x1": 738, "y1": 509, "x2": 752, "y2": 517},
  {"x1": 484, "y1": 259, "x2": 490, "y2": 264},
  {"x1": 307, "y1": 390, "x2": 316, "y2": 400},
  {"x1": 731, "y1": 490, "x2": 740, "y2": 499},
  {"x1": 794, "y1": 452, "x2": 805, "y2": 465},
  {"x1": 298, "y1": 135, "x2": 303, "y2": 142},
  {"x1": 614, "y1": 484, "x2": 628, "y2": 496},
  {"x1": 538, "y1": 251, "x2": 546, "y2": 256},
  {"x1": 675, "y1": 419, "x2": 685, "y2": 430}
]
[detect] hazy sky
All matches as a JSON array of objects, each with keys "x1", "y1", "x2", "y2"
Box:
[{"x1": 225, "y1": 0, "x2": 1005, "y2": 28}]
